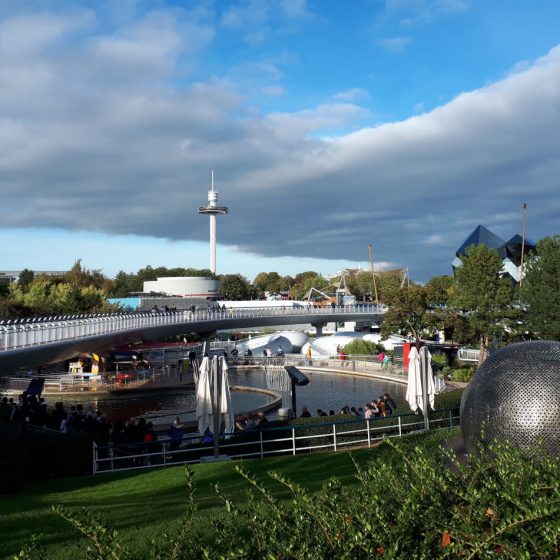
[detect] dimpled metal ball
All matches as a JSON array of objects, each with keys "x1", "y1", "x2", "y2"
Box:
[{"x1": 460, "y1": 340, "x2": 560, "y2": 455}]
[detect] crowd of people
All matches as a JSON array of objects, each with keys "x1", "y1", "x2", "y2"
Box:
[
  {"x1": 1, "y1": 386, "x2": 400, "y2": 458},
  {"x1": 299, "y1": 392, "x2": 398, "y2": 420},
  {"x1": 233, "y1": 411, "x2": 269, "y2": 432},
  {"x1": 0, "y1": 393, "x2": 163, "y2": 448}
]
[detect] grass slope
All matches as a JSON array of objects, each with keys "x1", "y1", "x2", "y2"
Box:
[{"x1": 0, "y1": 431, "x2": 449, "y2": 559}]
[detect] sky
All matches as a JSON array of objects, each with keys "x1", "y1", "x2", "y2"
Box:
[{"x1": 1, "y1": 0, "x2": 559, "y2": 282}]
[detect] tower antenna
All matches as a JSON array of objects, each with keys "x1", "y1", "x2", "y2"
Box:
[{"x1": 198, "y1": 172, "x2": 228, "y2": 274}]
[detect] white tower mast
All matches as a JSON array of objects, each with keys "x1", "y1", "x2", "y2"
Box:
[{"x1": 198, "y1": 171, "x2": 228, "y2": 274}]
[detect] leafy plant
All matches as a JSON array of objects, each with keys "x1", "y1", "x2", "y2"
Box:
[
  {"x1": 44, "y1": 435, "x2": 560, "y2": 559},
  {"x1": 451, "y1": 367, "x2": 475, "y2": 382}
]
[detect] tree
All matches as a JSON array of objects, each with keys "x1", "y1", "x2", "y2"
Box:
[
  {"x1": 65, "y1": 259, "x2": 108, "y2": 290},
  {"x1": 345, "y1": 271, "x2": 374, "y2": 301},
  {"x1": 253, "y1": 272, "x2": 287, "y2": 294},
  {"x1": 450, "y1": 244, "x2": 516, "y2": 363},
  {"x1": 424, "y1": 275, "x2": 453, "y2": 306},
  {"x1": 290, "y1": 272, "x2": 329, "y2": 300},
  {"x1": 376, "y1": 272, "x2": 406, "y2": 302},
  {"x1": 521, "y1": 234, "x2": 560, "y2": 340},
  {"x1": 381, "y1": 286, "x2": 431, "y2": 340},
  {"x1": 49, "y1": 282, "x2": 82, "y2": 313},
  {"x1": 220, "y1": 274, "x2": 259, "y2": 300},
  {"x1": 111, "y1": 271, "x2": 137, "y2": 297},
  {"x1": 17, "y1": 268, "x2": 35, "y2": 293}
]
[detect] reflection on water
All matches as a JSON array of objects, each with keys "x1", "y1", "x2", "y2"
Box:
[{"x1": 59, "y1": 368, "x2": 407, "y2": 426}]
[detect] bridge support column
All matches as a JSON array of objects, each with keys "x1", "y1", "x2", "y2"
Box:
[{"x1": 312, "y1": 323, "x2": 326, "y2": 337}]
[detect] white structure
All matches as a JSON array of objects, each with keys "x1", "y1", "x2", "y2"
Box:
[
  {"x1": 234, "y1": 333, "x2": 294, "y2": 356},
  {"x1": 217, "y1": 300, "x2": 305, "y2": 309},
  {"x1": 143, "y1": 276, "x2": 221, "y2": 298},
  {"x1": 198, "y1": 171, "x2": 228, "y2": 274}
]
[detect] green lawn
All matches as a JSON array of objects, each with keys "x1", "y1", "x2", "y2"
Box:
[{"x1": 0, "y1": 431, "x2": 449, "y2": 559}]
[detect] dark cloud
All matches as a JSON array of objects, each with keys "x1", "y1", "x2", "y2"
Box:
[{"x1": 0, "y1": 8, "x2": 559, "y2": 281}]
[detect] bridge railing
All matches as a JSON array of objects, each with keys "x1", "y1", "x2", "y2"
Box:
[{"x1": 0, "y1": 305, "x2": 385, "y2": 352}]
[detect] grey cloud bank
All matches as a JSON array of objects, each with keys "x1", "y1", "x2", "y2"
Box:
[{"x1": 0, "y1": 9, "x2": 559, "y2": 281}]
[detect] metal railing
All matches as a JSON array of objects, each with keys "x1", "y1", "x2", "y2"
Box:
[
  {"x1": 0, "y1": 363, "x2": 177, "y2": 394},
  {"x1": 0, "y1": 305, "x2": 386, "y2": 352},
  {"x1": 458, "y1": 347, "x2": 480, "y2": 363},
  {"x1": 92, "y1": 407, "x2": 460, "y2": 474}
]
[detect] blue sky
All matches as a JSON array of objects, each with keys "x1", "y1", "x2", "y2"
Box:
[{"x1": 1, "y1": 0, "x2": 559, "y2": 281}]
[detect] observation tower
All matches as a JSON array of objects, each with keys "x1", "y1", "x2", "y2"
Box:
[{"x1": 198, "y1": 171, "x2": 228, "y2": 274}]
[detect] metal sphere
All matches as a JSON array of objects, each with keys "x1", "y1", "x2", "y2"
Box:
[{"x1": 460, "y1": 340, "x2": 560, "y2": 455}]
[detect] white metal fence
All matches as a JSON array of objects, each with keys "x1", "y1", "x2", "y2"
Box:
[
  {"x1": 0, "y1": 305, "x2": 386, "y2": 351},
  {"x1": 1, "y1": 363, "x2": 174, "y2": 393},
  {"x1": 92, "y1": 408, "x2": 460, "y2": 474},
  {"x1": 457, "y1": 347, "x2": 480, "y2": 363}
]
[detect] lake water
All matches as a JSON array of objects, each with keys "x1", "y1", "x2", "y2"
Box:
[{"x1": 63, "y1": 367, "x2": 407, "y2": 426}]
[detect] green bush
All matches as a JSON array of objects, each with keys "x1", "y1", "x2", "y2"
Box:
[
  {"x1": 451, "y1": 367, "x2": 475, "y2": 382},
  {"x1": 343, "y1": 338, "x2": 384, "y2": 359},
  {"x1": 43, "y1": 434, "x2": 560, "y2": 559},
  {"x1": 431, "y1": 352, "x2": 448, "y2": 368}
]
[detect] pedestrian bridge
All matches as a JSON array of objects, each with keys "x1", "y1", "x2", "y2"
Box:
[{"x1": 0, "y1": 305, "x2": 386, "y2": 375}]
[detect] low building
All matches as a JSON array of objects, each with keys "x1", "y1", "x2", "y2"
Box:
[{"x1": 143, "y1": 276, "x2": 221, "y2": 299}]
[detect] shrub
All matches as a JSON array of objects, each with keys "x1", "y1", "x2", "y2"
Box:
[
  {"x1": 451, "y1": 367, "x2": 475, "y2": 382},
  {"x1": 431, "y1": 352, "x2": 448, "y2": 368},
  {"x1": 42, "y1": 434, "x2": 560, "y2": 559},
  {"x1": 343, "y1": 339, "x2": 384, "y2": 359}
]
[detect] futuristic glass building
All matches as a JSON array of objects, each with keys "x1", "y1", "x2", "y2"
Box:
[{"x1": 452, "y1": 225, "x2": 537, "y2": 283}]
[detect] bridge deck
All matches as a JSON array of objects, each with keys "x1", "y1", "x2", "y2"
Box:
[{"x1": 0, "y1": 306, "x2": 386, "y2": 374}]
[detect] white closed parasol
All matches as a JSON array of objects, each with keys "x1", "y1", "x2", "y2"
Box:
[{"x1": 196, "y1": 357, "x2": 213, "y2": 435}]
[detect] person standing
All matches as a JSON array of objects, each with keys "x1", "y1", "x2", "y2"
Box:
[{"x1": 168, "y1": 418, "x2": 184, "y2": 451}]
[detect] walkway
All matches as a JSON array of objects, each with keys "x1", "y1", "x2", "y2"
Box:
[{"x1": 0, "y1": 305, "x2": 386, "y2": 374}]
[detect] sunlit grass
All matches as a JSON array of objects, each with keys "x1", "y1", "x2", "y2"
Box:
[{"x1": 0, "y1": 430, "x2": 450, "y2": 559}]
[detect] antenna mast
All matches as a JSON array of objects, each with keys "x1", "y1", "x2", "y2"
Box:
[
  {"x1": 519, "y1": 202, "x2": 528, "y2": 288},
  {"x1": 368, "y1": 244, "x2": 379, "y2": 305}
]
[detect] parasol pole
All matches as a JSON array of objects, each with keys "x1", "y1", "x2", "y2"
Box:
[
  {"x1": 422, "y1": 347, "x2": 430, "y2": 431},
  {"x1": 212, "y1": 356, "x2": 221, "y2": 458},
  {"x1": 519, "y1": 202, "x2": 528, "y2": 288}
]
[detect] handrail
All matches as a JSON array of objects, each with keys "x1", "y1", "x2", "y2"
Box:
[
  {"x1": 0, "y1": 305, "x2": 386, "y2": 352},
  {"x1": 92, "y1": 406, "x2": 460, "y2": 474}
]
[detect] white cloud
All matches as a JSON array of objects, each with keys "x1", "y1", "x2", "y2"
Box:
[
  {"x1": 261, "y1": 85, "x2": 286, "y2": 96},
  {"x1": 0, "y1": 6, "x2": 559, "y2": 281},
  {"x1": 265, "y1": 103, "x2": 370, "y2": 137},
  {"x1": 422, "y1": 234, "x2": 444, "y2": 245},
  {"x1": 220, "y1": 0, "x2": 314, "y2": 43},
  {"x1": 384, "y1": 0, "x2": 469, "y2": 25},
  {"x1": 334, "y1": 88, "x2": 370, "y2": 101},
  {"x1": 379, "y1": 36, "x2": 411, "y2": 53}
]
